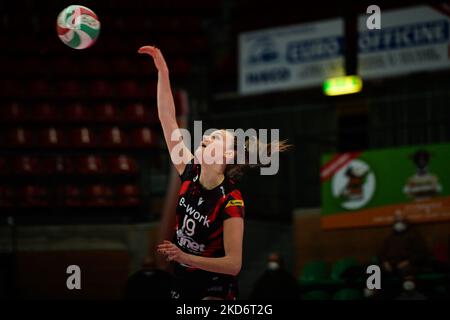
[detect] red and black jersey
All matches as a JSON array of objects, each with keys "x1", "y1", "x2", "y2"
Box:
[{"x1": 174, "y1": 162, "x2": 245, "y2": 272}]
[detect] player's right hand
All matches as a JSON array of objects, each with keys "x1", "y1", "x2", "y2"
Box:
[{"x1": 138, "y1": 45, "x2": 169, "y2": 74}]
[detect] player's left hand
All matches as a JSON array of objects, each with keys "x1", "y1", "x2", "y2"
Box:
[{"x1": 157, "y1": 240, "x2": 189, "y2": 264}]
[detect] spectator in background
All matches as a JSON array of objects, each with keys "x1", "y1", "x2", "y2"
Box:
[
  {"x1": 379, "y1": 213, "x2": 430, "y2": 283},
  {"x1": 249, "y1": 252, "x2": 300, "y2": 300},
  {"x1": 395, "y1": 279, "x2": 427, "y2": 300},
  {"x1": 122, "y1": 255, "x2": 172, "y2": 300}
]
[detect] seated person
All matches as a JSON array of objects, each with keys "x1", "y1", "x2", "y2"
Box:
[
  {"x1": 379, "y1": 214, "x2": 430, "y2": 281},
  {"x1": 249, "y1": 252, "x2": 300, "y2": 300}
]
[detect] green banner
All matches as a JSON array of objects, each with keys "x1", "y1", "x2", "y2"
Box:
[{"x1": 320, "y1": 143, "x2": 450, "y2": 229}]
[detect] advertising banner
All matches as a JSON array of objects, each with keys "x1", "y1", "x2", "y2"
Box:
[
  {"x1": 321, "y1": 144, "x2": 450, "y2": 229},
  {"x1": 239, "y1": 19, "x2": 345, "y2": 94}
]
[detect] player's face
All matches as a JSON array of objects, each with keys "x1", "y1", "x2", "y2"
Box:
[{"x1": 195, "y1": 130, "x2": 234, "y2": 165}]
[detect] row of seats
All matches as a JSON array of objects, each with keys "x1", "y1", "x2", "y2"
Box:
[
  {"x1": 0, "y1": 80, "x2": 157, "y2": 99},
  {"x1": 0, "y1": 183, "x2": 141, "y2": 207},
  {"x1": 0, "y1": 103, "x2": 157, "y2": 124},
  {"x1": 6, "y1": 34, "x2": 208, "y2": 56},
  {"x1": 1, "y1": 127, "x2": 159, "y2": 148},
  {"x1": 299, "y1": 256, "x2": 450, "y2": 300},
  {"x1": 1, "y1": 1, "x2": 196, "y2": 217},
  {"x1": 299, "y1": 258, "x2": 362, "y2": 284},
  {"x1": 1, "y1": 57, "x2": 192, "y2": 77},
  {"x1": 0, "y1": 155, "x2": 139, "y2": 176},
  {"x1": 2, "y1": 14, "x2": 204, "y2": 34},
  {"x1": 299, "y1": 258, "x2": 368, "y2": 300}
]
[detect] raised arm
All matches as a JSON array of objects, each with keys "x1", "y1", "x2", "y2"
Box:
[{"x1": 138, "y1": 45, "x2": 193, "y2": 175}]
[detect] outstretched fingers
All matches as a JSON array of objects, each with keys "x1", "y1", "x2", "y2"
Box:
[
  {"x1": 138, "y1": 45, "x2": 168, "y2": 72},
  {"x1": 138, "y1": 45, "x2": 157, "y2": 56}
]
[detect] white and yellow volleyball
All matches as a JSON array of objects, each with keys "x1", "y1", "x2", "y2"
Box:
[{"x1": 56, "y1": 5, "x2": 100, "y2": 49}]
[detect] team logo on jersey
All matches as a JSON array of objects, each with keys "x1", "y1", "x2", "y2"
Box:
[
  {"x1": 198, "y1": 197, "x2": 204, "y2": 206},
  {"x1": 225, "y1": 199, "x2": 244, "y2": 208},
  {"x1": 179, "y1": 197, "x2": 211, "y2": 227},
  {"x1": 176, "y1": 231, "x2": 206, "y2": 253}
]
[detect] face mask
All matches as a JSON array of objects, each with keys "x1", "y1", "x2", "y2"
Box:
[
  {"x1": 393, "y1": 222, "x2": 407, "y2": 232},
  {"x1": 363, "y1": 288, "x2": 375, "y2": 298},
  {"x1": 267, "y1": 261, "x2": 280, "y2": 271},
  {"x1": 403, "y1": 280, "x2": 415, "y2": 291}
]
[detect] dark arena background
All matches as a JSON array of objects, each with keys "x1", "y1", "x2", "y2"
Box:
[{"x1": 0, "y1": 0, "x2": 449, "y2": 303}]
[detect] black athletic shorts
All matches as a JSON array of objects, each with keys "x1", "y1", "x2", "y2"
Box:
[{"x1": 171, "y1": 267, "x2": 238, "y2": 300}]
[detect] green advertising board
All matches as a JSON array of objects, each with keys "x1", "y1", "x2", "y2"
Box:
[{"x1": 320, "y1": 144, "x2": 450, "y2": 229}]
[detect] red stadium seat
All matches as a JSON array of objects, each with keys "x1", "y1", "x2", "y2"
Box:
[
  {"x1": 32, "y1": 103, "x2": 59, "y2": 122},
  {"x1": 0, "y1": 103, "x2": 28, "y2": 122},
  {"x1": 13, "y1": 156, "x2": 39, "y2": 175},
  {"x1": 77, "y1": 155, "x2": 103, "y2": 174},
  {"x1": 124, "y1": 103, "x2": 154, "y2": 123},
  {"x1": 149, "y1": 109, "x2": 158, "y2": 124},
  {"x1": 64, "y1": 103, "x2": 92, "y2": 122},
  {"x1": 173, "y1": 89, "x2": 189, "y2": 117},
  {"x1": 117, "y1": 80, "x2": 143, "y2": 99},
  {"x1": 116, "y1": 184, "x2": 140, "y2": 207},
  {"x1": 28, "y1": 80, "x2": 53, "y2": 98},
  {"x1": 39, "y1": 127, "x2": 64, "y2": 148},
  {"x1": 83, "y1": 58, "x2": 108, "y2": 76},
  {"x1": 114, "y1": 58, "x2": 137, "y2": 76},
  {"x1": 7, "y1": 127, "x2": 33, "y2": 147},
  {"x1": 108, "y1": 155, "x2": 138, "y2": 174},
  {"x1": 19, "y1": 185, "x2": 48, "y2": 207},
  {"x1": 85, "y1": 184, "x2": 114, "y2": 207},
  {"x1": 59, "y1": 80, "x2": 82, "y2": 98},
  {"x1": 0, "y1": 185, "x2": 15, "y2": 207},
  {"x1": 135, "y1": 58, "x2": 154, "y2": 76},
  {"x1": 130, "y1": 127, "x2": 159, "y2": 148},
  {"x1": 69, "y1": 127, "x2": 96, "y2": 148},
  {"x1": 94, "y1": 103, "x2": 119, "y2": 123},
  {"x1": 42, "y1": 156, "x2": 73, "y2": 175},
  {"x1": 62, "y1": 185, "x2": 82, "y2": 207},
  {"x1": 142, "y1": 81, "x2": 157, "y2": 99},
  {"x1": 89, "y1": 80, "x2": 113, "y2": 98},
  {"x1": 101, "y1": 126, "x2": 127, "y2": 147}
]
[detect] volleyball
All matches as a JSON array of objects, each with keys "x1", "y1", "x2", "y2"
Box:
[{"x1": 56, "y1": 5, "x2": 100, "y2": 49}]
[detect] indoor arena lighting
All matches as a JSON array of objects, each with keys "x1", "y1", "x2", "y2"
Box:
[{"x1": 323, "y1": 75, "x2": 363, "y2": 96}]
